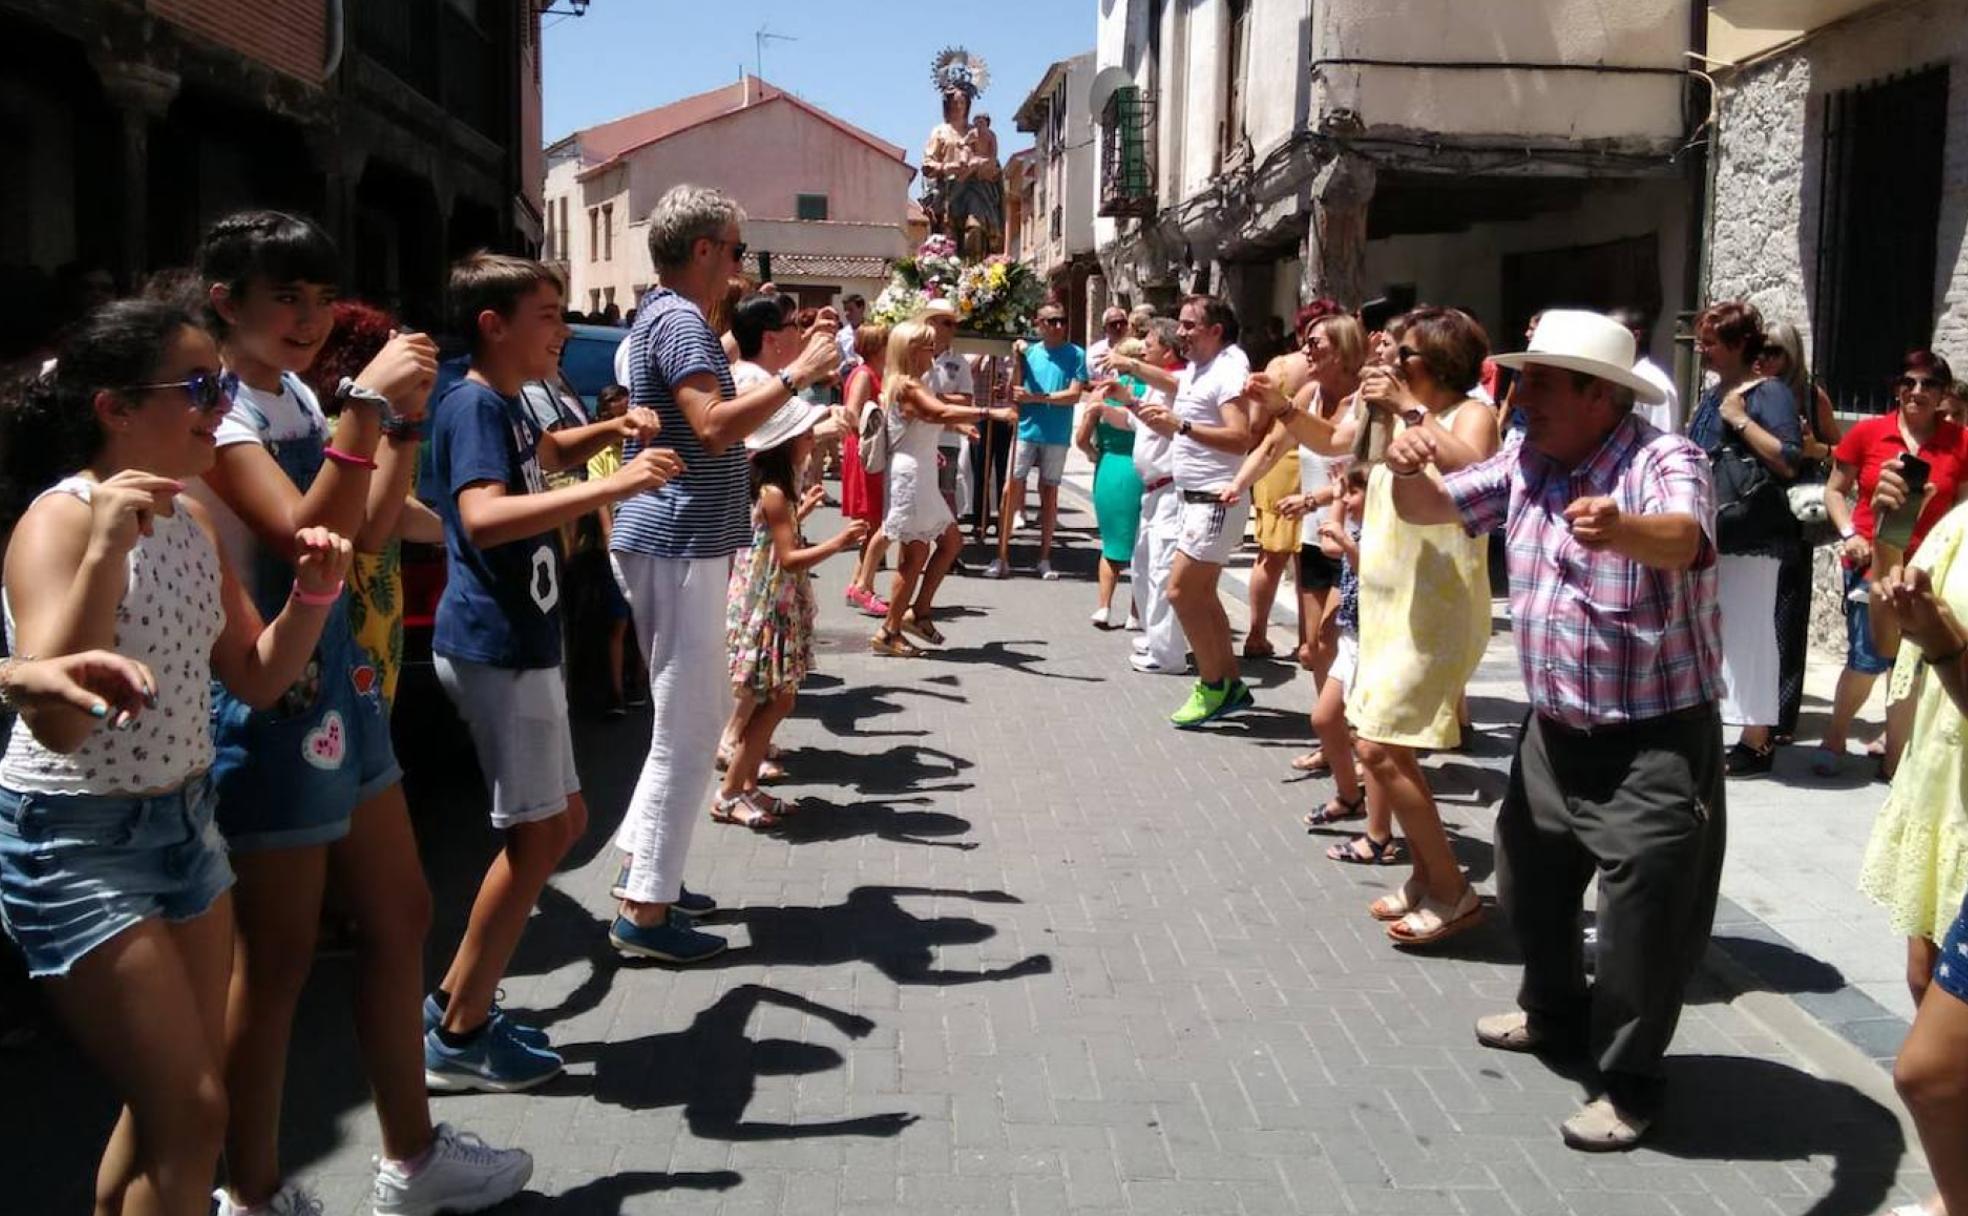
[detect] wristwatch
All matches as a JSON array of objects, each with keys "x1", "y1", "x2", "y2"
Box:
[
  {"x1": 1178, "y1": 419, "x2": 1194, "y2": 437},
  {"x1": 777, "y1": 370, "x2": 799, "y2": 397}
]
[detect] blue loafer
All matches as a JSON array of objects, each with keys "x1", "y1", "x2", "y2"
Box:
[{"x1": 608, "y1": 911, "x2": 727, "y2": 963}]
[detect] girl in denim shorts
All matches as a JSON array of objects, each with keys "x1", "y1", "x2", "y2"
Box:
[
  {"x1": 190, "y1": 212, "x2": 530, "y2": 1215},
  {"x1": 0, "y1": 300, "x2": 351, "y2": 1216}
]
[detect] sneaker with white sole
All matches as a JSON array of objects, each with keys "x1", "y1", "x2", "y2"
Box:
[
  {"x1": 1131, "y1": 636, "x2": 1151, "y2": 654},
  {"x1": 1036, "y1": 560, "x2": 1059, "y2": 580},
  {"x1": 1089, "y1": 604, "x2": 1112, "y2": 628},
  {"x1": 422, "y1": 993, "x2": 548, "y2": 1049},
  {"x1": 424, "y1": 1017, "x2": 563, "y2": 1093},
  {"x1": 1124, "y1": 610, "x2": 1141, "y2": 631},
  {"x1": 606, "y1": 857, "x2": 717, "y2": 917},
  {"x1": 1129, "y1": 653, "x2": 1188, "y2": 675},
  {"x1": 982, "y1": 559, "x2": 1008, "y2": 579},
  {"x1": 609, "y1": 909, "x2": 728, "y2": 963},
  {"x1": 371, "y1": 1122, "x2": 532, "y2": 1216},
  {"x1": 214, "y1": 1182, "x2": 324, "y2": 1216}
]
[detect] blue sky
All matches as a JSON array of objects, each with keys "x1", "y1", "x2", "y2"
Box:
[{"x1": 541, "y1": 1, "x2": 1096, "y2": 171}]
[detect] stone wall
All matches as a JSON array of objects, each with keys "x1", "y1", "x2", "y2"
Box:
[{"x1": 1709, "y1": 0, "x2": 1968, "y2": 661}]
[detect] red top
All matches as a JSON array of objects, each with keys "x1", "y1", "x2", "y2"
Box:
[{"x1": 1833, "y1": 413, "x2": 1968, "y2": 556}]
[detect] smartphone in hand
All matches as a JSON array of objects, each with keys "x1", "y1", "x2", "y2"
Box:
[{"x1": 1875, "y1": 453, "x2": 1932, "y2": 552}]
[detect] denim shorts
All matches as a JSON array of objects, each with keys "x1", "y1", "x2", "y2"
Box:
[
  {"x1": 0, "y1": 776, "x2": 234, "y2": 977},
  {"x1": 1936, "y1": 887, "x2": 1968, "y2": 1004},
  {"x1": 1842, "y1": 566, "x2": 1897, "y2": 676}
]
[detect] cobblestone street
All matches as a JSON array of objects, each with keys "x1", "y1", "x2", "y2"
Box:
[{"x1": 9, "y1": 490, "x2": 1936, "y2": 1215}]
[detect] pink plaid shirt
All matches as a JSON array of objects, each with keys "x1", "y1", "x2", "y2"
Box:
[{"x1": 1442, "y1": 414, "x2": 1723, "y2": 730}]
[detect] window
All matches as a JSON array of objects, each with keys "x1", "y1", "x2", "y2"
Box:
[
  {"x1": 1812, "y1": 64, "x2": 1951, "y2": 413},
  {"x1": 1100, "y1": 86, "x2": 1155, "y2": 218},
  {"x1": 558, "y1": 197, "x2": 569, "y2": 261},
  {"x1": 588, "y1": 207, "x2": 599, "y2": 263},
  {"x1": 1221, "y1": 0, "x2": 1251, "y2": 167},
  {"x1": 602, "y1": 203, "x2": 614, "y2": 261},
  {"x1": 604, "y1": 287, "x2": 616, "y2": 309},
  {"x1": 795, "y1": 193, "x2": 829, "y2": 221},
  {"x1": 543, "y1": 200, "x2": 555, "y2": 259},
  {"x1": 589, "y1": 289, "x2": 601, "y2": 313}
]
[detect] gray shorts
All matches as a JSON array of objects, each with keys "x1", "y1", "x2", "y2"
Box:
[
  {"x1": 1012, "y1": 439, "x2": 1069, "y2": 487},
  {"x1": 434, "y1": 657, "x2": 580, "y2": 828}
]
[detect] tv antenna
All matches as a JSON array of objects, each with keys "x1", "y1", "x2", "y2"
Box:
[{"x1": 755, "y1": 24, "x2": 796, "y2": 82}]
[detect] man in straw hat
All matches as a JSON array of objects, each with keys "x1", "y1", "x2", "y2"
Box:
[{"x1": 1382, "y1": 309, "x2": 1725, "y2": 1152}]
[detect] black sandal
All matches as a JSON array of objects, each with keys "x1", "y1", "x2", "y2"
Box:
[
  {"x1": 1303, "y1": 793, "x2": 1366, "y2": 827},
  {"x1": 1326, "y1": 832, "x2": 1406, "y2": 865}
]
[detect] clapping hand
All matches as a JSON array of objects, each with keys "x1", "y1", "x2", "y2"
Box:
[
  {"x1": 612, "y1": 447, "x2": 686, "y2": 495},
  {"x1": 1136, "y1": 403, "x2": 1178, "y2": 437},
  {"x1": 1383, "y1": 428, "x2": 1439, "y2": 477},
  {"x1": 1874, "y1": 565, "x2": 1968, "y2": 659},
  {"x1": 88, "y1": 470, "x2": 182, "y2": 558},
  {"x1": 1359, "y1": 366, "x2": 1418, "y2": 416},
  {"x1": 836, "y1": 519, "x2": 871, "y2": 551},
  {"x1": 1274, "y1": 492, "x2": 1311, "y2": 520},
  {"x1": 354, "y1": 330, "x2": 439, "y2": 420},
  {"x1": 6, "y1": 651, "x2": 157, "y2": 729},
  {"x1": 616, "y1": 407, "x2": 662, "y2": 442},
  {"x1": 292, "y1": 527, "x2": 356, "y2": 598},
  {"x1": 1243, "y1": 373, "x2": 1287, "y2": 411},
  {"x1": 797, "y1": 484, "x2": 826, "y2": 521}
]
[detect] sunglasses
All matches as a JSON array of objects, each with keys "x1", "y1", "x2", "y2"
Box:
[
  {"x1": 1104, "y1": 319, "x2": 1126, "y2": 329},
  {"x1": 1039, "y1": 317, "x2": 1066, "y2": 327},
  {"x1": 1396, "y1": 345, "x2": 1422, "y2": 364},
  {"x1": 123, "y1": 372, "x2": 230, "y2": 413},
  {"x1": 1902, "y1": 375, "x2": 1946, "y2": 391}
]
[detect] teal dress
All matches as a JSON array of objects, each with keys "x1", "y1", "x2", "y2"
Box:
[{"x1": 1092, "y1": 376, "x2": 1144, "y2": 562}]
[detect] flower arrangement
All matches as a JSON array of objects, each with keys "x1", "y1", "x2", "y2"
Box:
[{"x1": 871, "y1": 236, "x2": 1046, "y2": 340}]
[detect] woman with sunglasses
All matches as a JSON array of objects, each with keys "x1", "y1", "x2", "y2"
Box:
[
  {"x1": 1818, "y1": 350, "x2": 1968, "y2": 778},
  {"x1": 0, "y1": 299, "x2": 353, "y2": 1215}
]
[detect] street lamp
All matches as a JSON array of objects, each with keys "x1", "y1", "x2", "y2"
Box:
[{"x1": 539, "y1": 0, "x2": 590, "y2": 15}]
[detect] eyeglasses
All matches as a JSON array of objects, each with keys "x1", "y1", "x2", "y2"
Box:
[
  {"x1": 1104, "y1": 319, "x2": 1126, "y2": 329},
  {"x1": 1902, "y1": 375, "x2": 1946, "y2": 391},
  {"x1": 122, "y1": 372, "x2": 230, "y2": 413},
  {"x1": 711, "y1": 236, "x2": 747, "y2": 262},
  {"x1": 1039, "y1": 317, "x2": 1066, "y2": 327}
]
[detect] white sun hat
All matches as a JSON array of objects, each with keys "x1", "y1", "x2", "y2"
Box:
[
  {"x1": 1489, "y1": 309, "x2": 1667, "y2": 405},
  {"x1": 745, "y1": 396, "x2": 828, "y2": 451},
  {"x1": 913, "y1": 298, "x2": 960, "y2": 323}
]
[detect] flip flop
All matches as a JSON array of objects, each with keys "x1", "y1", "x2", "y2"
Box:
[
  {"x1": 1387, "y1": 887, "x2": 1486, "y2": 948},
  {"x1": 1290, "y1": 750, "x2": 1329, "y2": 774}
]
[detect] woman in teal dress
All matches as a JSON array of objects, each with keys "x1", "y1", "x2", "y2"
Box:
[{"x1": 1077, "y1": 338, "x2": 1146, "y2": 627}]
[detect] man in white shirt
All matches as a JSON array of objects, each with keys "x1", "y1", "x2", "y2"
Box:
[
  {"x1": 1612, "y1": 307, "x2": 1680, "y2": 434},
  {"x1": 1087, "y1": 306, "x2": 1128, "y2": 377},
  {"x1": 837, "y1": 293, "x2": 868, "y2": 374},
  {"x1": 1116, "y1": 295, "x2": 1255, "y2": 728}
]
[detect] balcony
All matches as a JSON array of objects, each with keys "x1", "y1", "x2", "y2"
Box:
[
  {"x1": 350, "y1": 0, "x2": 505, "y2": 141},
  {"x1": 1099, "y1": 86, "x2": 1155, "y2": 219}
]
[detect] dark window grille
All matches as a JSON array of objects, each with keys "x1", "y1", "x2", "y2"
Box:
[
  {"x1": 796, "y1": 193, "x2": 829, "y2": 221},
  {"x1": 1100, "y1": 86, "x2": 1156, "y2": 218},
  {"x1": 1051, "y1": 205, "x2": 1063, "y2": 241},
  {"x1": 1811, "y1": 64, "x2": 1950, "y2": 414}
]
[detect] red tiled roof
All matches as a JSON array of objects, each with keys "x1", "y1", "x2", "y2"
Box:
[{"x1": 565, "y1": 76, "x2": 910, "y2": 182}]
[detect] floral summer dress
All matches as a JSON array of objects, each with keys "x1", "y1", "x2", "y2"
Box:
[
  {"x1": 726, "y1": 504, "x2": 818, "y2": 697},
  {"x1": 1860, "y1": 502, "x2": 1968, "y2": 942}
]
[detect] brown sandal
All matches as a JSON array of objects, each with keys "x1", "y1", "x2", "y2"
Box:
[
  {"x1": 870, "y1": 628, "x2": 924, "y2": 658},
  {"x1": 1387, "y1": 887, "x2": 1486, "y2": 947},
  {"x1": 709, "y1": 792, "x2": 778, "y2": 830}
]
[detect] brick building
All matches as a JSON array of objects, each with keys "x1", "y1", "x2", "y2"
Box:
[{"x1": 0, "y1": 0, "x2": 545, "y2": 330}]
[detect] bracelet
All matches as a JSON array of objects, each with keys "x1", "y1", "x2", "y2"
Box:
[
  {"x1": 323, "y1": 446, "x2": 377, "y2": 470},
  {"x1": 291, "y1": 580, "x2": 345, "y2": 607},
  {"x1": 0, "y1": 653, "x2": 29, "y2": 712}
]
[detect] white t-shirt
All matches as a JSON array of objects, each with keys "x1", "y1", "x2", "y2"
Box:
[
  {"x1": 731, "y1": 359, "x2": 772, "y2": 392},
  {"x1": 614, "y1": 333, "x2": 634, "y2": 388},
  {"x1": 1634, "y1": 356, "x2": 1680, "y2": 435},
  {"x1": 1131, "y1": 384, "x2": 1176, "y2": 484},
  {"x1": 926, "y1": 351, "x2": 975, "y2": 450},
  {"x1": 1171, "y1": 345, "x2": 1250, "y2": 492},
  {"x1": 186, "y1": 374, "x2": 329, "y2": 604},
  {"x1": 1087, "y1": 338, "x2": 1112, "y2": 378}
]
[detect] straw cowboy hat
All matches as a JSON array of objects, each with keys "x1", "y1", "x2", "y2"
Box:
[
  {"x1": 1490, "y1": 309, "x2": 1667, "y2": 406},
  {"x1": 913, "y1": 299, "x2": 960, "y2": 323}
]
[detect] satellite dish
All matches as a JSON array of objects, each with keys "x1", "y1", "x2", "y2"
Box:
[{"x1": 1087, "y1": 65, "x2": 1134, "y2": 119}]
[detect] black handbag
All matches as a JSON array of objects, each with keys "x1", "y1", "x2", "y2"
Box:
[{"x1": 1708, "y1": 433, "x2": 1796, "y2": 554}]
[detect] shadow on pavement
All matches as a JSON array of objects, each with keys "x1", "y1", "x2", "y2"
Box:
[
  {"x1": 1700, "y1": 932, "x2": 1851, "y2": 999},
  {"x1": 787, "y1": 742, "x2": 974, "y2": 798},
  {"x1": 568, "y1": 984, "x2": 918, "y2": 1141},
  {"x1": 929, "y1": 638, "x2": 1103, "y2": 682},
  {"x1": 796, "y1": 681, "x2": 958, "y2": 739},
  {"x1": 770, "y1": 796, "x2": 978, "y2": 850},
  {"x1": 508, "y1": 1170, "x2": 744, "y2": 1213},
  {"x1": 1649, "y1": 1054, "x2": 1906, "y2": 1216},
  {"x1": 623, "y1": 886, "x2": 1053, "y2": 987}
]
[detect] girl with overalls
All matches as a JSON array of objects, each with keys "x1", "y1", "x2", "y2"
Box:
[{"x1": 190, "y1": 212, "x2": 530, "y2": 1216}]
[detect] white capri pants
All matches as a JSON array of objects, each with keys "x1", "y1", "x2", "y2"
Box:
[
  {"x1": 1716, "y1": 552, "x2": 1782, "y2": 728},
  {"x1": 609, "y1": 551, "x2": 733, "y2": 904}
]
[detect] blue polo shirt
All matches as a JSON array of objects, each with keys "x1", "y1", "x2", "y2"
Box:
[{"x1": 1019, "y1": 341, "x2": 1088, "y2": 446}]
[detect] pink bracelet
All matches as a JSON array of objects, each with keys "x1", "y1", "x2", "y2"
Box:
[
  {"x1": 291, "y1": 580, "x2": 345, "y2": 607},
  {"x1": 323, "y1": 446, "x2": 377, "y2": 470}
]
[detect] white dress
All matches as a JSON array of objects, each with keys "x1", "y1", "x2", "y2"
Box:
[{"x1": 881, "y1": 408, "x2": 955, "y2": 545}]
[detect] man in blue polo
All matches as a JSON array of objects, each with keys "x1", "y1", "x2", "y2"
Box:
[{"x1": 985, "y1": 301, "x2": 1087, "y2": 579}]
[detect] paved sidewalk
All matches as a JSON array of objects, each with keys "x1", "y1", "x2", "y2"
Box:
[{"x1": 5, "y1": 481, "x2": 1934, "y2": 1215}]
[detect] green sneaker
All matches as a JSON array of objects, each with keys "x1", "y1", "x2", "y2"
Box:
[
  {"x1": 1221, "y1": 680, "x2": 1255, "y2": 717},
  {"x1": 1171, "y1": 680, "x2": 1229, "y2": 729}
]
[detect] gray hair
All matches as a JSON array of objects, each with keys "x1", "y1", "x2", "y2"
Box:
[
  {"x1": 1144, "y1": 317, "x2": 1179, "y2": 355},
  {"x1": 645, "y1": 185, "x2": 745, "y2": 272}
]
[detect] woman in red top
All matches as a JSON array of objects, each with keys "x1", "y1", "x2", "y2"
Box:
[
  {"x1": 1818, "y1": 351, "x2": 1965, "y2": 774},
  {"x1": 839, "y1": 322, "x2": 891, "y2": 616}
]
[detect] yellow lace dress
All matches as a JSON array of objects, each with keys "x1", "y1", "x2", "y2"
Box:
[
  {"x1": 1860, "y1": 502, "x2": 1968, "y2": 942},
  {"x1": 1345, "y1": 405, "x2": 1493, "y2": 749}
]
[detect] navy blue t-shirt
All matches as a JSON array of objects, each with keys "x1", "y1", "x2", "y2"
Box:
[{"x1": 430, "y1": 377, "x2": 564, "y2": 669}]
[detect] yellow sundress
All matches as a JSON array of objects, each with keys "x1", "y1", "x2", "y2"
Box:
[
  {"x1": 1251, "y1": 449, "x2": 1303, "y2": 554},
  {"x1": 1345, "y1": 406, "x2": 1493, "y2": 749},
  {"x1": 1860, "y1": 502, "x2": 1968, "y2": 942}
]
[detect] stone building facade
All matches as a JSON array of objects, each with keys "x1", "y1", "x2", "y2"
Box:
[{"x1": 1706, "y1": 0, "x2": 1968, "y2": 656}]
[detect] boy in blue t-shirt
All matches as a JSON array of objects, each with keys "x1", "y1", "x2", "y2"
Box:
[{"x1": 422, "y1": 252, "x2": 681, "y2": 1092}]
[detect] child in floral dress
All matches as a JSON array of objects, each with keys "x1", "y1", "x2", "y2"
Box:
[{"x1": 718, "y1": 400, "x2": 868, "y2": 828}]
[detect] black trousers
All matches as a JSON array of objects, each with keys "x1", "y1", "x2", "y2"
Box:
[
  {"x1": 968, "y1": 418, "x2": 1015, "y2": 529},
  {"x1": 1496, "y1": 704, "x2": 1727, "y2": 1115},
  {"x1": 1774, "y1": 539, "x2": 1812, "y2": 737}
]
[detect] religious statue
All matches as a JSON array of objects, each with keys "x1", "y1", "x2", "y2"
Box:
[{"x1": 922, "y1": 47, "x2": 1004, "y2": 260}]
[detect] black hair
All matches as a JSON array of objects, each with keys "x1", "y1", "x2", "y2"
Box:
[
  {"x1": 597, "y1": 384, "x2": 630, "y2": 407},
  {"x1": 1182, "y1": 294, "x2": 1241, "y2": 345},
  {"x1": 748, "y1": 440, "x2": 799, "y2": 504},
  {"x1": 0, "y1": 299, "x2": 200, "y2": 531},
  {"x1": 730, "y1": 292, "x2": 790, "y2": 360},
  {"x1": 195, "y1": 210, "x2": 341, "y2": 337}
]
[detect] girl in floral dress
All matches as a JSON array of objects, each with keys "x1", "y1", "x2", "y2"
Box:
[{"x1": 716, "y1": 399, "x2": 869, "y2": 829}]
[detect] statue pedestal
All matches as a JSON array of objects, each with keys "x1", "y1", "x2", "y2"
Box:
[{"x1": 951, "y1": 331, "x2": 1020, "y2": 358}]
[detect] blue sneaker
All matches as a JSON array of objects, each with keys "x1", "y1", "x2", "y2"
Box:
[
  {"x1": 422, "y1": 993, "x2": 549, "y2": 1049},
  {"x1": 609, "y1": 910, "x2": 727, "y2": 963},
  {"x1": 424, "y1": 1017, "x2": 564, "y2": 1093},
  {"x1": 609, "y1": 857, "x2": 717, "y2": 919}
]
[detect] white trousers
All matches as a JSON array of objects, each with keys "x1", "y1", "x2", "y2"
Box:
[
  {"x1": 1132, "y1": 484, "x2": 1187, "y2": 667},
  {"x1": 1716, "y1": 552, "x2": 1782, "y2": 728},
  {"x1": 609, "y1": 551, "x2": 733, "y2": 903}
]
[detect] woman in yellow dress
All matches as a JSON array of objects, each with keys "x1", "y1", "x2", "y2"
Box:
[
  {"x1": 1861, "y1": 483, "x2": 1968, "y2": 1013},
  {"x1": 1346, "y1": 308, "x2": 1498, "y2": 946}
]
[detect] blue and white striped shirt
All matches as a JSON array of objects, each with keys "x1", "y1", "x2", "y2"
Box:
[{"x1": 611, "y1": 289, "x2": 746, "y2": 560}]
